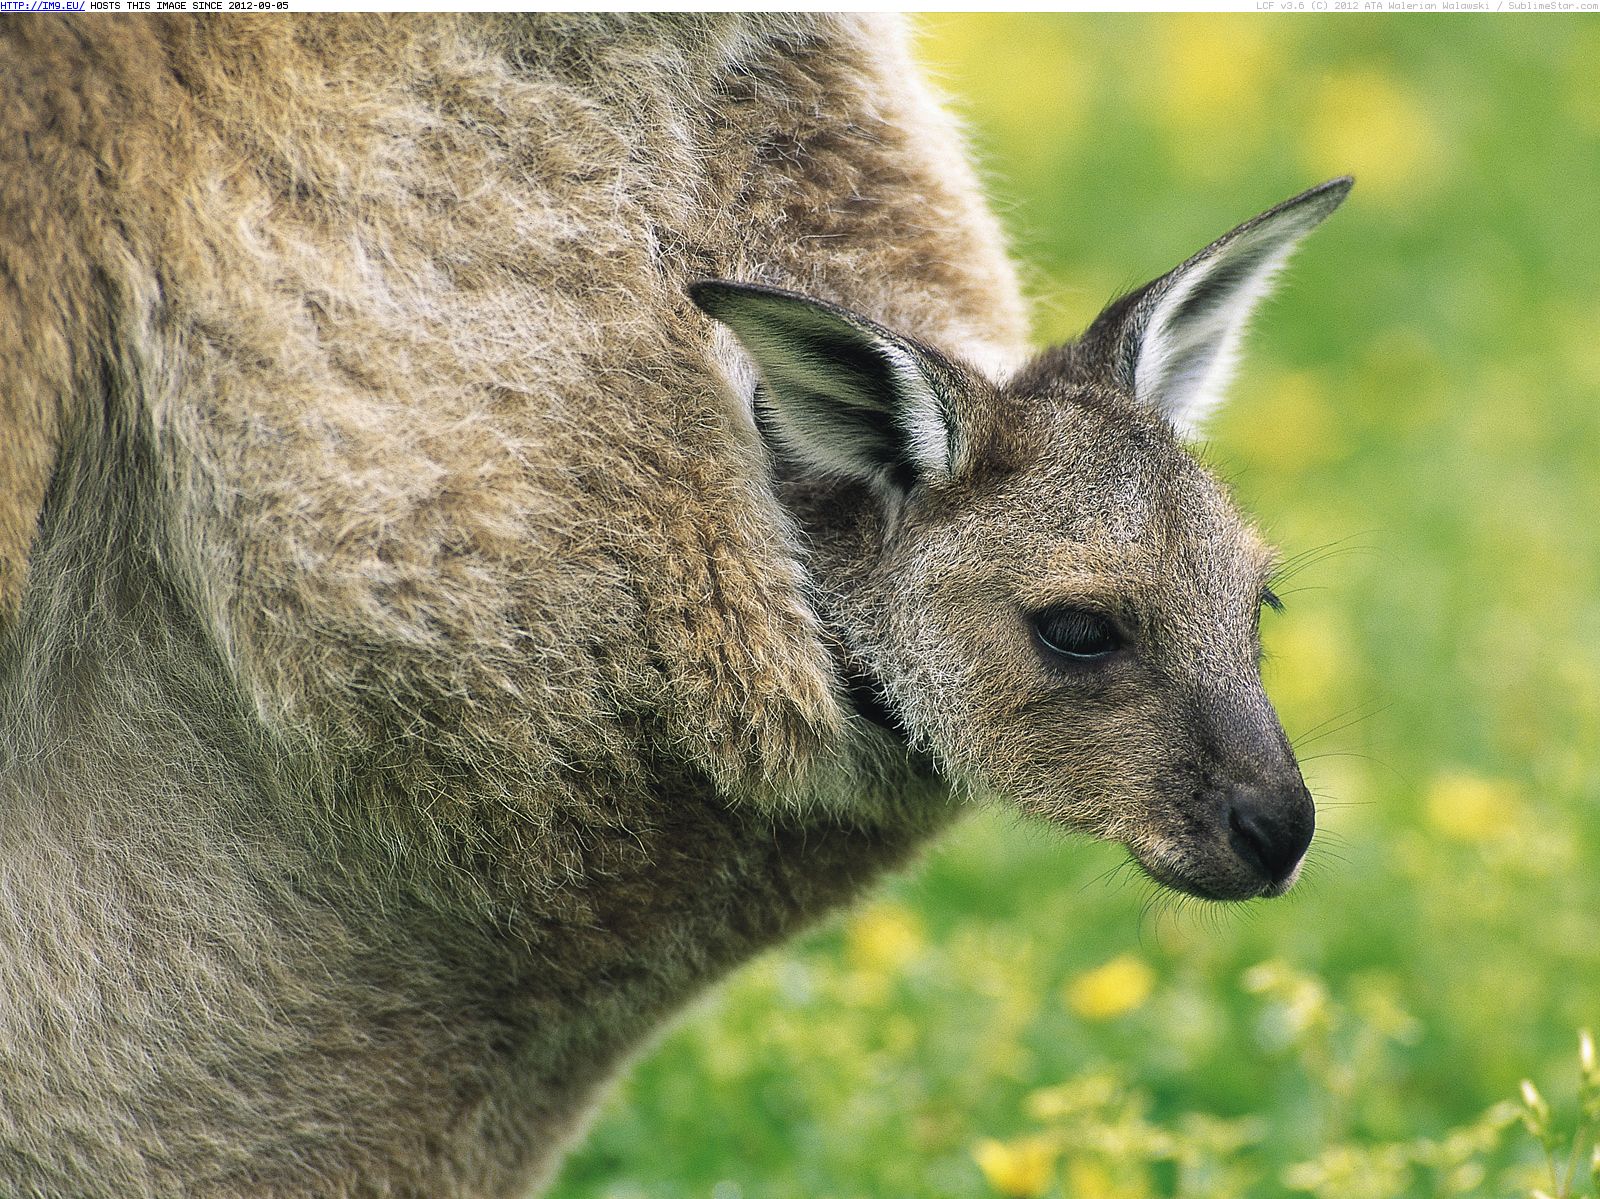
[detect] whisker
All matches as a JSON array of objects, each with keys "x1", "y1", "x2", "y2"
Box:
[
  {"x1": 1299, "y1": 750, "x2": 1406, "y2": 785},
  {"x1": 1082, "y1": 857, "x2": 1141, "y2": 897},
  {"x1": 1268, "y1": 533, "x2": 1381, "y2": 590},
  {"x1": 1309, "y1": 797, "x2": 1377, "y2": 811},
  {"x1": 1135, "y1": 880, "x2": 1167, "y2": 948},
  {"x1": 1290, "y1": 860, "x2": 1330, "y2": 898},
  {"x1": 1291, "y1": 700, "x2": 1390, "y2": 751}
]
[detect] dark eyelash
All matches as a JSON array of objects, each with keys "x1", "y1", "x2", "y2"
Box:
[
  {"x1": 1030, "y1": 606, "x2": 1125, "y2": 663},
  {"x1": 1261, "y1": 586, "x2": 1285, "y2": 613}
]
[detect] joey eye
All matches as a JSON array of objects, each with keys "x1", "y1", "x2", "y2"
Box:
[
  {"x1": 1030, "y1": 606, "x2": 1125, "y2": 663},
  {"x1": 1260, "y1": 586, "x2": 1284, "y2": 614}
]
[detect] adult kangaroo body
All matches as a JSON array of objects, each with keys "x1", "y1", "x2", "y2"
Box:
[{"x1": 0, "y1": 15, "x2": 1342, "y2": 1198}]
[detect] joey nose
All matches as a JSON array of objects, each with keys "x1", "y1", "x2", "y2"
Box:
[{"x1": 1226, "y1": 784, "x2": 1315, "y2": 886}]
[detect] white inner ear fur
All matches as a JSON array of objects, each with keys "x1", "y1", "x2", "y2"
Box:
[
  {"x1": 734, "y1": 301, "x2": 952, "y2": 484},
  {"x1": 877, "y1": 342, "x2": 952, "y2": 477},
  {"x1": 1133, "y1": 210, "x2": 1323, "y2": 437}
]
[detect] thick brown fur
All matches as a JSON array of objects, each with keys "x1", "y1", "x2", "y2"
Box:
[
  {"x1": 0, "y1": 15, "x2": 1331, "y2": 1199},
  {"x1": 0, "y1": 15, "x2": 1026, "y2": 1198}
]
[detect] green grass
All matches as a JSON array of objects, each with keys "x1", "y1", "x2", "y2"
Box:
[{"x1": 551, "y1": 16, "x2": 1600, "y2": 1198}]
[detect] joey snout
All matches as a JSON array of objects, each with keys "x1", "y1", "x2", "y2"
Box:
[
  {"x1": 1139, "y1": 767, "x2": 1314, "y2": 902},
  {"x1": 1132, "y1": 768, "x2": 1315, "y2": 902},
  {"x1": 1192, "y1": 687, "x2": 1316, "y2": 898},
  {"x1": 1126, "y1": 689, "x2": 1318, "y2": 901},
  {"x1": 1223, "y1": 777, "x2": 1316, "y2": 896}
]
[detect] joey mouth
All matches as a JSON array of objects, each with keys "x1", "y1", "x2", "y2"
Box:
[{"x1": 1126, "y1": 843, "x2": 1297, "y2": 903}]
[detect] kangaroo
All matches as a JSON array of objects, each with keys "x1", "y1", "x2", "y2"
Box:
[{"x1": 0, "y1": 14, "x2": 1347, "y2": 1198}]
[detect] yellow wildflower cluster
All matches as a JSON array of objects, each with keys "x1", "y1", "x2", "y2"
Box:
[
  {"x1": 1064, "y1": 954, "x2": 1156, "y2": 1021},
  {"x1": 1423, "y1": 771, "x2": 1522, "y2": 843},
  {"x1": 972, "y1": 1135, "x2": 1058, "y2": 1199},
  {"x1": 1304, "y1": 70, "x2": 1448, "y2": 203},
  {"x1": 845, "y1": 901, "x2": 926, "y2": 974}
]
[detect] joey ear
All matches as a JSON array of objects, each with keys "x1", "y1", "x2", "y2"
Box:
[
  {"x1": 689, "y1": 281, "x2": 966, "y2": 493},
  {"x1": 1080, "y1": 177, "x2": 1352, "y2": 435}
]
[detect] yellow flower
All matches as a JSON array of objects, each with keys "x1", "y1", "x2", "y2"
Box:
[
  {"x1": 916, "y1": 16, "x2": 1092, "y2": 171},
  {"x1": 845, "y1": 902, "x2": 925, "y2": 974},
  {"x1": 1262, "y1": 607, "x2": 1347, "y2": 722},
  {"x1": 1230, "y1": 370, "x2": 1341, "y2": 475},
  {"x1": 973, "y1": 1136, "x2": 1058, "y2": 1198},
  {"x1": 1242, "y1": 959, "x2": 1333, "y2": 1043},
  {"x1": 1026, "y1": 1073, "x2": 1121, "y2": 1122},
  {"x1": 1065, "y1": 954, "x2": 1155, "y2": 1021},
  {"x1": 1424, "y1": 772, "x2": 1520, "y2": 843},
  {"x1": 1154, "y1": 16, "x2": 1276, "y2": 120},
  {"x1": 1063, "y1": 1157, "x2": 1119, "y2": 1199},
  {"x1": 1303, "y1": 70, "x2": 1447, "y2": 203},
  {"x1": 1148, "y1": 16, "x2": 1279, "y2": 178}
]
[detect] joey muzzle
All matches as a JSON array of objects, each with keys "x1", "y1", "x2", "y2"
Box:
[
  {"x1": 1202, "y1": 684, "x2": 1317, "y2": 896},
  {"x1": 1134, "y1": 771, "x2": 1315, "y2": 903},
  {"x1": 1143, "y1": 688, "x2": 1318, "y2": 901},
  {"x1": 1136, "y1": 771, "x2": 1315, "y2": 903}
]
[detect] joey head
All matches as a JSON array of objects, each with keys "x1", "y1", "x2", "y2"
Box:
[{"x1": 693, "y1": 178, "x2": 1352, "y2": 901}]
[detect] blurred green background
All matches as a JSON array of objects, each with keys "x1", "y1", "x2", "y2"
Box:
[{"x1": 553, "y1": 15, "x2": 1600, "y2": 1199}]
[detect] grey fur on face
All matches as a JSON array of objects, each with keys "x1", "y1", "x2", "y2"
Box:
[{"x1": 0, "y1": 14, "x2": 1345, "y2": 1198}]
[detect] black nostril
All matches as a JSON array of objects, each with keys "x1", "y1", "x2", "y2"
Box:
[{"x1": 1226, "y1": 788, "x2": 1315, "y2": 883}]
